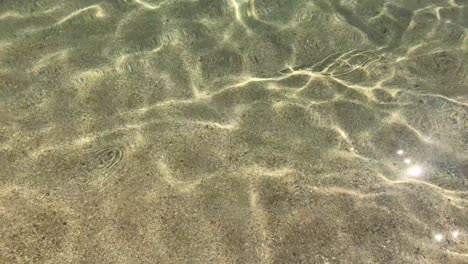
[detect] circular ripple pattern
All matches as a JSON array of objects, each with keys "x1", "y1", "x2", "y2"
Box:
[{"x1": 86, "y1": 147, "x2": 125, "y2": 174}]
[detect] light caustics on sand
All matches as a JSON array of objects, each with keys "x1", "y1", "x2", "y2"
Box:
[
  {"x1": 419, "y1": 93, "x2": 468, "y2": 108},
  {"x1": 377, "y1": 149, "x2": 468, "y2": 227},
  {"x1": 55, "y1": 5, "x2": 106, "y2": 25},
  {"x1": 0, "y1": 11, "x2": 24, "y2": 20},
  {"x1": 226, "y1": 69, "x2": 325, "y2": 92},
  {"x1": 225, "y1": 0, "x2": 254, "y2": 34},
  {"x1": 155, "y1": 159, "x2": 206, "y2": 193},
  {"x1": 31, "y1": 49, "x2": 71, "y2": 74},
  {"x1": 0, "y1": 5, "x2": 60, "y2": 20},
  {"x1": 133, "y1": 0, "x2": 164, "y2": 10},
  {"x1": 1, "y1": 0, "x2": 467, "y2": 261},
  {"x1": 28, "y1": 115, "x2": 238, "y2": 159},
  {"x1": 277, "y1": 50, "x2": 396, "y2": 98},
  {"x1": 376, "y1": 148, "x2": 468, "y2": 208}
]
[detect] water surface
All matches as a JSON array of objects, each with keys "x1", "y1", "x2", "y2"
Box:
[{"x1": 0, "y1": 0, "x2": 467, "y2": 263}]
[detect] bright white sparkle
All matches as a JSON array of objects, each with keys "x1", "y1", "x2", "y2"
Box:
[
  {"x1": 452, "y1": 231, "x2": 460, "y2": 239},
  {"x1": 397, "y1": 149, "x2": 404, "y2": 155},
  {"x1": 404, "y1": 158, "x2": 411, "y2": 164},
  {"x1": 407, "y1": 165, "x2": 423, "y2": 177},
  {"x1": 434, "y1": 234, "x2": 444, "y2": 242}
]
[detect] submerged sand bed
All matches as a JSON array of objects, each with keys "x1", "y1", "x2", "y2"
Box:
[{"x1": 0, "y1": 0, "x2": 467, "y2": 263}]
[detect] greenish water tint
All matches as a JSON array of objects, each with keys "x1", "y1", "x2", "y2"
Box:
[{"x1": 0, "y1": 0, "x2": 467, "y2": 263}]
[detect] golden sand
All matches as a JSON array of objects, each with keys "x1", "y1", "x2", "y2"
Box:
[{"x1": 0, "y1": 0, "x2": 467, "y2": 263}]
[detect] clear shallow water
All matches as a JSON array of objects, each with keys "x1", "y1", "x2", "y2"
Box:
[{"x1": 0, "y1": 0, "x2": 467, "y2": 263}]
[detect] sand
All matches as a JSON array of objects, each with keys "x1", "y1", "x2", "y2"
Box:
[{"x1": 0, "y1": 0, "x2": 467, "y2": 263}]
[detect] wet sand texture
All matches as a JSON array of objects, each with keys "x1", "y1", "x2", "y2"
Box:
[{"x1": 1, "y1": 0, "x2": 468, "y2": 263}]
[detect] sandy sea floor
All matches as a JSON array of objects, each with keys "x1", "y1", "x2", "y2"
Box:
[{"x1": 1, "y1": 0, "x2": 468, "y2": 263}]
